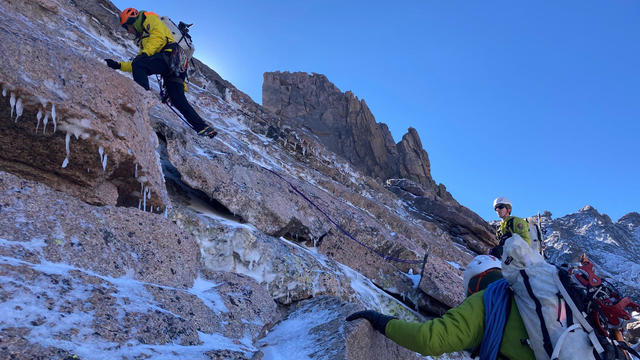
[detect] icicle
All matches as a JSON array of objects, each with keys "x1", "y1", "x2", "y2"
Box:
[
  {"x1": 51, "y1": 104, "x2": 56, "y2": 133},
  {"x1": 42, "y1": 112, "x2": 49, "y2": 134},
  {"x1": 102, "y1": 153, "x2": 107, "y2": 172},
  {"x1": 1, "y1": 86, "x2": 6, "y2": 97},
  {"x1": 138, "y1": 199, "x2": 142, "y2": 210},
  {"x1": 61, "y1": 133, "x2": 70, "y2": 168},
  {"x1": 9, "y1": 93, "x2": 15, "y2": 118},
  {"x1": 14, "y1": 98, "x2": 22, "y2": 122},
  {"x1": 35, "y1": 109, "x2": 42, "y2": 133},
  {"x1": 146, "y1": 186, "x2": 151, "y2": 199},
  {"x1": 142, "y1": 186, "x2": 147, "y2": 212},
  {"x1": 134, "y1": 163, "x2": 138, "y2": 178},
  {"x1": 98, "y1": 146, "x2": 105, "y2": 170}
]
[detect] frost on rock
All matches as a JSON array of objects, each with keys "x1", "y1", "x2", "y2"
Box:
[{"x1": 58, "y1": 118, "x2": 92, "y2": 140}]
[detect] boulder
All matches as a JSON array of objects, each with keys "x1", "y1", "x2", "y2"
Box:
[{"x1": 418, "y1": 253, "x2": 465, "y2": 308}]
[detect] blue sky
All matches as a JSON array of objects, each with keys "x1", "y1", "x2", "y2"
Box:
[{"x1": 112, "y1": 1, "x2": 640, "y2": 222}]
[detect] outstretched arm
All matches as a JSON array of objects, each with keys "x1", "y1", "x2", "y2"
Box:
[{"x1": 379, "y1": 292, "x2": 484, "y2": 356}]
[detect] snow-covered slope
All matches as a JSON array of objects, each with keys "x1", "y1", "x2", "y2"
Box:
[{"x1": 542, "y1": 206, "x2": 640, "y2": 301}]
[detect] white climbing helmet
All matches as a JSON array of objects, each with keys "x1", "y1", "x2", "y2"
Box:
[
  {"x1": 463, "y1": 255, "x2": 502, "y2": 292},
  {"x1": 493, "y1": 196, "x2": 512, "y2": 209}
]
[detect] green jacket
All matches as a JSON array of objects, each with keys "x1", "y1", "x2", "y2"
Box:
[
  {"x1": 497, "y1": 215, "x2": 530, "y2": 245},
  {"x1": 385, "y1": 290, "x2": 535, "y2": 360},
  {"x1": 490, "y1": 215, "x2": 531, "y2": 258}
]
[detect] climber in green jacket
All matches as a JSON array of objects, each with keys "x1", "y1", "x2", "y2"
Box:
[
  {"x1": 490, "y1": 196, "x2": 530, "y2": 258},
  {"x1": 346, "y1": 255, "x2": 535, "y2": 359}
]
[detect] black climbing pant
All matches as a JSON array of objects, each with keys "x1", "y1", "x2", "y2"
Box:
[{"x1": 131, "y1": 52, "x2": 207, "y2": 132}]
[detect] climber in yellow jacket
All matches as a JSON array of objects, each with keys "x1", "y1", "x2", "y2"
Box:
[
  {"x1": 490, "y1": 196, "x2": 530, "y2": 258},
  {"x1": 104, "y1": 8, "x2": 217, "y2": 138}
]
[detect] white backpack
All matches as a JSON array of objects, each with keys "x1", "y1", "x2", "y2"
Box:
[
  {"x1": 501, "y1": 234, "x2": 604, "y2": 360},
  {"x1": 526, "y1": 218, "x2": 544, "y2": 255},
  {"x1": 160, "y1": 16, "x2": 195, "y2": 75}
]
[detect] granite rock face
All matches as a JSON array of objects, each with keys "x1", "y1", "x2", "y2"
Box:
[
  {"x1": 0, "y1": 170, "x2": 278, "y2": 359},
  {"x1": 261, "y1": 71, "x2": 495, "y2": 252},
  {"x1": 0, "y1": 0, "x2": 168, "y2": 210},
  {"x1": 262, "y1": 72, "x2": 435, "y2": 189},
  {"x1": 386, "y1": 178, "x2": 496, "y2": 253}
]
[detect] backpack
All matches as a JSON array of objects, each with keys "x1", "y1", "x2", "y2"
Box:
[
  {"x1": 160, "y1": 16, "x2": 195, "y2": 77},
  {"x1": 502, "y1": 234, "x2": 640, "y2": 360},
  {"x1": 525, "y1": 216, "x2": 544, "y2": 256}
]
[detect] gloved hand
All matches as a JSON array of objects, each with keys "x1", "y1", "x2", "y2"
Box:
[
  {"x1": 346, "y1": 310, "x2": 395, "y2": 335},
  {"x1": 105, "y1": 59, "x2": 120, "y2": 70}
]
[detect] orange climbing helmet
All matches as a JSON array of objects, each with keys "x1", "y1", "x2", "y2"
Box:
[{"x1": 119, "y1": 8, "x2": 139, "y2": 27}]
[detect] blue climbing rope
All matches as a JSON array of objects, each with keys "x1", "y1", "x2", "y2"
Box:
[{"x1": 480, "y1": 278, "x2": 511, "y2": 360}]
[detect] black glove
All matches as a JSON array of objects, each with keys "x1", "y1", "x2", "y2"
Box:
[
  {"x1": 105, "y1": 59, "x2": 120, "y2": 70},
  {"x1": 346, "y1": 310, "x2": 394, "y2": 335}
]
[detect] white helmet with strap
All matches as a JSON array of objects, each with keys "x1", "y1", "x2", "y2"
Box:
[
  {"x1": 463, "y1": 255, "x2": 502, "y2": 293},
  {"x1": 493, "y1": 196, "x2": 512, "y2": 209}
]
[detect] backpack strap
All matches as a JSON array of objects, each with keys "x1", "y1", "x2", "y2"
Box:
[
  {"x1": 520, "y1": 270, "x2": 555, "y2": 357},
  {"x1": 506, "y1": 217, "x2": 515, "y2": 235},
  {"x1": 550, "y1": 324, "x2": 581, "y2": 360},
  {"x1": 551, "y1": 270, "x2": 605, "y2": 356}
]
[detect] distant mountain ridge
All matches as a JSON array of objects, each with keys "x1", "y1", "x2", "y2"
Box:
[{"x1": 541, "y1": 205, "x2": 640, "y2": 301}]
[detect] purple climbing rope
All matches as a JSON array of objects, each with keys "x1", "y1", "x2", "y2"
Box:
[{"x1": 263, "y1": 167, "x2": 423, "y2": 265}]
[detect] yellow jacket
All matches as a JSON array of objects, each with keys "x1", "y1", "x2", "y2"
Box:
[{"x1": 119, "y1": 12, "x2": 175, "y2": 73}]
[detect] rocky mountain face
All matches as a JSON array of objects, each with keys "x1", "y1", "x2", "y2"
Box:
[
  {"x1": 0, "y1": 0, "x2": 637, "y2": 359},
  {"x1": 541, "y1": 206, "x2": 640, "y2": 301},
  {"x1": 262, "y1": 72, "x2": 434, "y2": 191},
  {"x1": 262, "y1": 71, "x2": 494, "y2": 250}
]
